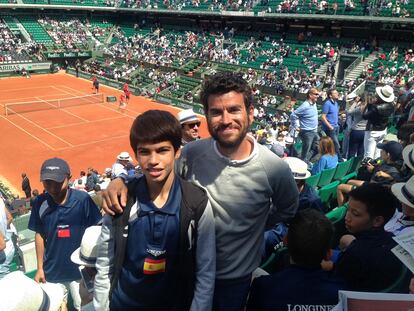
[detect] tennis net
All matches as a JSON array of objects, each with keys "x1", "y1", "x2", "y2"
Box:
[{"x1": 3, "y1": 93, "x2": 105, "y2": 116}]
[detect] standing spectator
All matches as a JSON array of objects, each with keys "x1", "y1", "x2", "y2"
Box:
[
  {"x1": 363, "y1": 85, "x2": 395, "y2": 159},
  {"x1": 177, "y1": 109, "x2": 201, "y2": 146},
  {"x1": 94, "y1": 110, "x2": 215, "y2": 310},
  {"x1": 321, "y1": 89, "x2": 341, "y2": 159},
  {"x1": 102, "y1": 72, "x2": 299, "y2": 311},
  {"x1": 28, "y1": 158, "x2": 102, "y2": 310},
  {"x1": 0, "y1": 196, "x2": 14, "y2": 279},
  {"x1": 21, "y1": 172, "x2": 31, "y2": 199},
  {"x1": 290, "y1": 88, "x2": 320, "y2": 164},
  {"x1": 347, "y1": 95, "x2": 367, "y2": 158},
  {"x1": 311, "y1": 136, "x2": 339, "y2": 175}
]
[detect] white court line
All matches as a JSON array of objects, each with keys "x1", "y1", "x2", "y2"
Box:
[
  {"x1": 55, "y1": 133, "x2": 130, "y2": 151},
  {"x1": 10, "y1": 109, "x2": 74, "y2": 147},
  {"x1": 46, "y1": 115, "x2": 127, "y2": 130},
  {"x1": 0, "y1": 114, "x2": 56, "y2": 150}
]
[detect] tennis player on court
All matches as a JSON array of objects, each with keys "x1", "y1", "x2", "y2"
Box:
[
  {"x1": 118, "y1": 94, "x2": 127, "y2": 112},
  {"x1": 123, "y1": 83, "x2": 130, "y2": 103},
  {"x1": 92, "y1": 76, "x2": 99, "y2": 94}
]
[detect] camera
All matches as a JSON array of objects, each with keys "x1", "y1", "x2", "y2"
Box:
[{"x1": 361, "y1": 157, "x2": 380, "y2": 166}]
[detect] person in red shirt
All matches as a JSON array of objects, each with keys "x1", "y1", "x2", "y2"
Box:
[
  {"x1": 123, "y1": 83, "x2": 130, "y2": 103},
  {"x1": 119, "y1": 94, "x2": 127, "y2": 112}
]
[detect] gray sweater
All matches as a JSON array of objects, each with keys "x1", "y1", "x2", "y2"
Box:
[
  {"x1": 348, "y1": 102, "x2": 367, "y2": 131},
  {"x1": 177, "y1": 136, "x2": 298, "y2": 279}
]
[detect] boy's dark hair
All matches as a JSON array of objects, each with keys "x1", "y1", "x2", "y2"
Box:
[
  {"x1": 129, "y1": 110, "x2": 182, "y2": 153},
  {"x1": 288, "y1": 209, "x2": 333, "y2": 267},
  {"x1": 349, "y1": 183, "x2": 397, "y2": 224},
  {"x1": 199, "y1": 71, "x2": 253, "y2": 113}
]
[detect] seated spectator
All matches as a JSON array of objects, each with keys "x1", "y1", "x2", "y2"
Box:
[
  {"x1": 335, "y1": 183, "x2": 404, "y2": 292},
  {"x1": 386, "y1": 174, "x2": 414, "y2": 236},
  {"x1": 285, "y1": 157, "x2": 324, "y2": 212},
  {"x1": 311, "y1": 136, "x2": 338, "y2": 175},
  {"x1": 248, "y1": 209, "x2": 346, "y2": 311},
  {"x1": 111, "y1": 151, "x2": 133, "y2": 178},
  {"x1": 263, "y1": 157, "x2": 324, "y2": 258},
  {"x1": 337, "y1": 141, "x2": 403, "y2": 206}
]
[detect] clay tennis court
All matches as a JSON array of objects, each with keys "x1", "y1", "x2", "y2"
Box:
[{"x1": 0, "y1": 72, "x2": 208, "y2": 194}]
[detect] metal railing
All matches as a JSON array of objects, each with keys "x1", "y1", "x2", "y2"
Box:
[{"x1": 344, "y1": 55, "x2": 363, "y2": 80}]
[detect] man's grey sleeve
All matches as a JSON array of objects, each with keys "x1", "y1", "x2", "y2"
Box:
[
  {"x1": 93, "y1": 215, "x2": 114, "y2": 311},
  {"x1": 190, "y1": 201, "x2": 216, "y2": 311},
  {"x1": 268, "y1": 161, "x2": 299, "y2": 225}
]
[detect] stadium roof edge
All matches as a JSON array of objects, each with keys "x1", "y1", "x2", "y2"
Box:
[{"x1": 0, "y1": 4, "x2": 413, "y2": 25}]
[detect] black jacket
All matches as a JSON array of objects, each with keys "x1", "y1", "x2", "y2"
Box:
[{"x1": 363, "y1": 102, "x2": 394, "y2": 131}]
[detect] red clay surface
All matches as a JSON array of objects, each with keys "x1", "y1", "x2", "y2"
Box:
[{"x1": 0, "y1": 72, "x2": 208, "y2": 195}]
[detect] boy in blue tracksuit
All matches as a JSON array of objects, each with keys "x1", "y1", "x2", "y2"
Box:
[
  {"x1": 94, "y1": 110, "x2": 216, "y2": 311},
  {"x1": 29, "y1": 157, "x2": 102, "y2": 310}
]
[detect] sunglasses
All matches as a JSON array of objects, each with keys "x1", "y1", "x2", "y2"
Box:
[{"x1": 185, "y1": 122, "x2": 200, "y2": 129}]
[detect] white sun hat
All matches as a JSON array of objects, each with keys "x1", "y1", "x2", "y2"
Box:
[
  {"x1": 375, "y1": 85, "x2": 395, "y2": 103},
  {"x1": 0, "y1": 271, "x2": 65, "y2": 311},
  {"x1": 391, "y1": 175, "x2": 414, "y2": 209},
  {"x1": 117, "y1": 151, "x2": 132, "y2": 161},
  {"x1": 283, "y1": 157, "x2": 311, "y2": 180},
  {"x1": 403, "y1": 144, "x2": 414, "y2": 171},
  {"x1": 71, "y1": 225, "x2": 102, "y2": 267},
  {"x1": 177, "y1": 109, "x2": 199, "y2": 125}
]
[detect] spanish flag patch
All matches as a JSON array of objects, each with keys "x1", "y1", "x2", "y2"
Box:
[{"x1": 143, "y1": 258, "x2": 166, "y2": 275}]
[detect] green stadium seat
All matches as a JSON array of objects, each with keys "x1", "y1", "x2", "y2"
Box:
[
  {"x1": 380, "y1": 264, "x2": 411, "y2": 293},
  {"x1": 326, "y1": 204, "x2": 348, "y2": 248},
  {"x1": 260, "y1": 246, "x2": 289, "y2": 274},
  {"x1": 332, "y1": 159, "x2": 353, "y2": 181},
  {"x1": 306, "y1": 173, "x2": 320, "y2": 189},
  {"x1": 317, "y1": 167, "x2": 336, "y2": 188},
  {"x1": 318, "y1": 181, "x2": 340, "y2": 212}
]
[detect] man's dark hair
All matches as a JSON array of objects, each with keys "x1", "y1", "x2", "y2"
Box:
[
  {"x1": 288, "y1": 209, "x2": 334, "y2": 267},
  {"x1": 129, "y1": 110, "x2": 182, "y2": 153},
  {"x1": 327, "y1": 88, "x2": 337, "y2": 98},
  {"x1": 349, "y1": 183, "x2": 397, "y2": 224},
  {"x1": 199, "y1": 71, "x2": 253, "y2": 113}
]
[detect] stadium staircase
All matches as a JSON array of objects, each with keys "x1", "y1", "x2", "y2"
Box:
[
  {"x1": 314, "y1": 62, "x2": 329, "y2": 77},
  {"x1": 345, "y1": 52, "x2": 377, "y2": 81}
]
